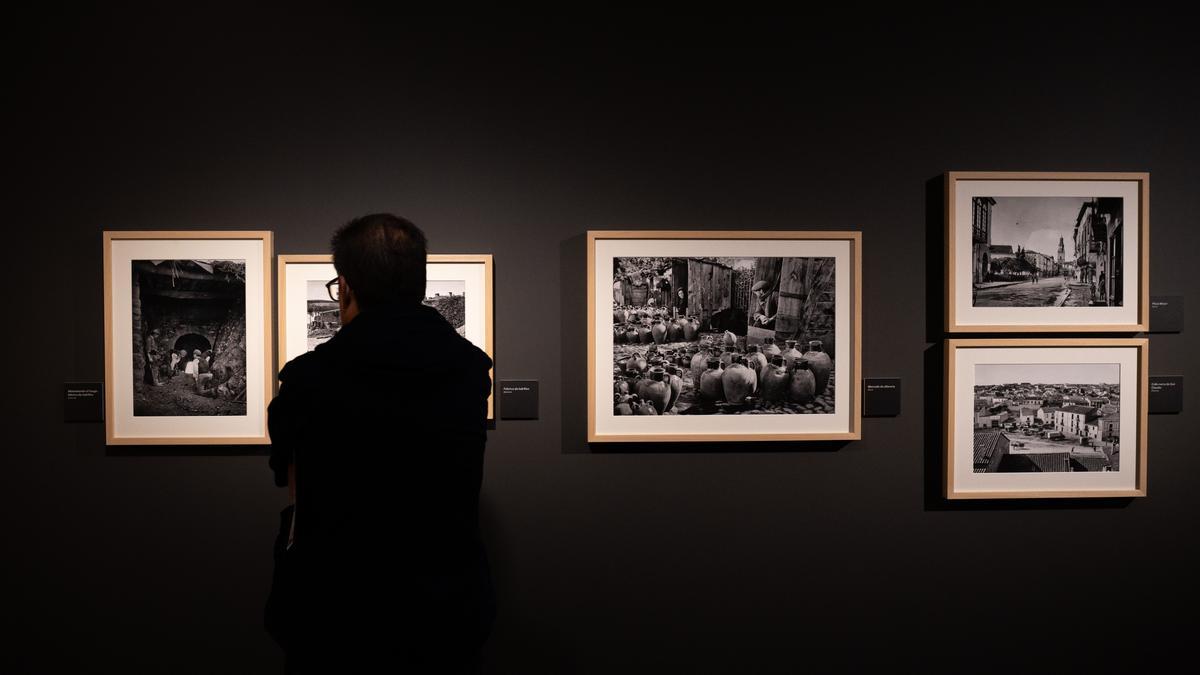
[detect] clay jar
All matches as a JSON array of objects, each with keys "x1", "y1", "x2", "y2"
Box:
[
  {"x1": 668, "y1": 319, "x2": 685, "y2": 342},
  {"x1": 624, "y1": 325, "x2": 639, "y2": 344},
  {"x1": 745, "y1": 344, "x2": 768, "y2": 377},
  {"x1": 651, "y1": 319, "x2": 668, "y2": 345},
  {"x1": 683, "y1": 317, "x2": 699, "y2": 341},
  {"x1": 665, "y1": 365, "x2": 684, "y2": 411},
  {"x1": 782, "y1": 340, "x2": 804, "y2": 371},
  {"x1": 624, "y1": 351, "x2": 647, "y2": 374},
  {"x1": 636, "y1": 367, "x2": 672, "y2": 414},
  {"x1": 789, "y1": 359, "x2": 817, "y2": 403},
  {"x1": 689, "y1": 348, "x2": 710, "y2": 383},
  {"x1": 723, "y1": 330, "x2": 738, "y2": 349},
  {"x1": 614, "y1": 394, "x2": 633, "y2": 415},
  {"x1": 802, "y1": 340, "x2": 833, "y2": 395},
  {"x1": 631, "y1": 395, "x2": 659, "y2": 415},
  {"x1": 613, "y1": 325, "x2": 626, "y2": 344},
  {"x1": 762, "y1": 337, "x2": 782, "y2": 358},
  {"x1": 721, "y1": 354, "x2": 758, "y2": 405},
  {"x1": 638, "y1": 323, "x2": 653, "y2": 344},
  {"x1": 613, "y1": 368, "x2": 630, "y2": 396},
  {"x1": 718, "y1": 347, "x2": 735, "y2": 369},
  {"x1": 760, "y1": 355, "x2": 790, "y2": 402},
  {"x1": 698, "y1": 357, "x2": 725, "y2": 401}
]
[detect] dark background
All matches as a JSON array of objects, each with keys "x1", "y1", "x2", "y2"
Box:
[{"x1": 7, "y1": 8, "x2": 1198, "y2": 673}]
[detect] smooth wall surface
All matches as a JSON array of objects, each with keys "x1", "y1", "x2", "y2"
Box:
[{"x1": 8, "y1": 9, "x2": 1199, "y2": 673}]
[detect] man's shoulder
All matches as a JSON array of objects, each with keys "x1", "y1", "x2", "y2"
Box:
[{"x1": 278, "y1": 348, "x2": 329, "y2": 387}]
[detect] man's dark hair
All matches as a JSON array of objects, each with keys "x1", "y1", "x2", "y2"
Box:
[{"x1": 331, "y1": 214, "x2": 428, "y2": 309}]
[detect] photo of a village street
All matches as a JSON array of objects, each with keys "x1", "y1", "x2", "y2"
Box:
[
  {"x1": 970, "y1": 196, "x2": 1124, "y2": 308},
  {"x1": 973, "y1": 363, "x2": 1121, "y2": 473}
]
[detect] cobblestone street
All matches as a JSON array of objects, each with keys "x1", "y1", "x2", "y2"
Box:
[{"x1": 974, "y1": 275, "x2": 1070, "y2": 307}]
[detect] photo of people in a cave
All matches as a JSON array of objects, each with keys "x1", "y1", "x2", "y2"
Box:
[{"x1": 132, "y1": 259, "x2": 248, "y2": 416}]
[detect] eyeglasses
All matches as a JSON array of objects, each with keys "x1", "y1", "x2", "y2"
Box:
[{"x1": 325, "y1": 277, "x2": 340, "y2": 302}]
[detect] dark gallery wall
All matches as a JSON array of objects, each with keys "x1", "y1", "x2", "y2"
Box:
[{"x1": 7, "y1": 9, "x2": 1199, "y2": 674}]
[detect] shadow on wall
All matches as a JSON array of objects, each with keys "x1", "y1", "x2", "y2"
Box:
[{"x1": 921, "y1": 178, "x2": 1134, "y2": 510}]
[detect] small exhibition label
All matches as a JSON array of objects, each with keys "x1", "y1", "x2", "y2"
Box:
[
  {"x1": 1150, "y1": 295, "x2": 1183, "y2": 333},
  {"x1": 863, "y1": 378, "x2": 901, "y2": 417},
  {"x1": 64, "y1": 382, "x2": 104, "y2": 422},
  {"x1": 500, "y1": 380, "x2": 539, "y2": 420},
  {"x1": 1148, "y1": 376, "x2": 1183, "y2": 414}
]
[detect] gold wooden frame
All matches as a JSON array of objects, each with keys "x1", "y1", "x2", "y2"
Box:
[
  {"x1": 587, "y1": 230, "x2": 863, "y2": 443},
  {"x1": 945, "y1": 171, "x2": 1150, "y2": 333},
  {"x1": 944, "y1": 337, "x2": 1149, "y2": 499},
  {"x1": 103, "y1": 230, "x2": 275, "y2": 445},
  {"x1": 276, "y1": 253, "x2": 495, "y2": 420}
]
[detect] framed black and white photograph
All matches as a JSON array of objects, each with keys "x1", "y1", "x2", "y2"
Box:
[
  {"x1": 945, "y1": 338, "x2": 1148, "y2": 499},
  {"x1": 946, "y1": 172, "x2": 1149, "y2": 332},
  {"x1": 588, "y1": 231, "x2": 862, "y2": 443},
  {"x1": 104, "y1": 231, "x2": 274, "y2": 445},
  {"x1": 278, "y1": 254, "x2": 494, "y2": 419}
]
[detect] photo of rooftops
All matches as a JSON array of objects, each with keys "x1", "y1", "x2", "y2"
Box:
[{"x1": 973, "y1": 363, "x2": 1121, "y2": 473}]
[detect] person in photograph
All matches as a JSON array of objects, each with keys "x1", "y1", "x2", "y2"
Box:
[
  {"x1": 266, "y1": 214, "x2": 495, "y2": 673},
  {"x1": 184, "y1": 349, "x2": 201, "y2": 380},
  {"x1": 169, "y1": 348, "x2": 182, "y2": 375},
  {"x1": 144, "y1": 348, "x2": 160, "y2": 386},
  {"x1": 751, "y1": 279, "x2": 779, "y2": 329},
  {"x1": 676, "y1": 288, "x2": 687, "y2": 315}
]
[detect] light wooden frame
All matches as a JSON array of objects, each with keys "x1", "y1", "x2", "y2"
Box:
[
  {"x1": 945, "y1": 171, "x2": 1150, "y2": 333},
  {"x1": 103, "y1": 230, "x2": 275, "y2": 445},
  {"x1": 587, "y1": 230, "x2": 863, "y2": 443},
  {"x1": 276, "y1": 253, "x2": 495, "y2": 420},
  {"x1": 944, "y1": 337, "x2": 1149, "y2": 499}
]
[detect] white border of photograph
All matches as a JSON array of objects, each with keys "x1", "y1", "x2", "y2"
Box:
[
  {"x1": 946, "y1": 338, "x2": 1148, "y2": 499},
  {"x1": 946, "y1": 172, "x2": 1149, "y2": 332},
  {"x1": 277, "y1": 254, "x2": 495, "y2": 420},
  {"x1": 104, "y1": 231, "x2": 274, "y2": 445},
  {"x1": 588, "y1": 231, "x2": 862, "y2": 443}
]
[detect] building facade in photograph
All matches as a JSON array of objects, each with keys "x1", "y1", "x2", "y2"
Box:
[
  {"x1": 1054, "y1": 405, "x2": 1101, "y2": 440},
  {"x1": 971, "y1": 196, "x2": 996, "y2": 285},
  {"x1": 1071, "y1": 197, "x2": 1124, "y2": 306}
]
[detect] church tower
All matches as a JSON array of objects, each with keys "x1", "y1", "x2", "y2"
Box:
[{"x1": 1057, "y1": 235, "x2": 1065, "y2": 264}]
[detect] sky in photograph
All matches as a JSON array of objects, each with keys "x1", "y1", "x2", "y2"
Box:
[
  {"x1": 988, "y1": 197, "x2": 1095, "y2": 260},
  {"x1": 426, "y1": 280, "x2": 465, "y2": 297},
  {"x1": 975, "y1": 363, "x2": 1119, "y2": 386},
  {"x1": 309, "y1": 279, "x2": 466, "y2": 300},
  {"x1": 307, "y1": 279, "x2": 333, "y2": 302}
]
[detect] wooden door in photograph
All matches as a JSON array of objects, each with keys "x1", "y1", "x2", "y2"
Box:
[{"x1": 775, "y1": 257, "x2": 805, "y2": 338}]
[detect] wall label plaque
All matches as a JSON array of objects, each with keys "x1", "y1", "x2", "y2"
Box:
[
  {"x1": 1148, "y1": 376, "x2": 1183, "y2": 414},
  {"x1": 65, "y1": 382, "x2": 104, "y2": 422},
  {"x1": 863, "y1": 378, "x2": 901, "y2": 417},
  {"x1": 1150, "y1": 295, "x2": 1183, "y2": 333},
  {"x1": 500, "y1": 380, "x2": 539, "y2": 420}
]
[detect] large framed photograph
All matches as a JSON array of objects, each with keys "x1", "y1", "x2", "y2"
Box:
[
  {"x1": 945, "y1": 338, "x2": 1148, "y2": 499},
  {"x1": 588, "y1": 231, "x2": 862, "y2": 443},
  {"x1": 278, "y1": 254, "x2": 495, "y2": 419},
  {"x1": 946, "y1": 172, "x2": 1149, "y2": 332},
  {"x1": 103, "y1": 231, "x2": 274, "y2": 445}
]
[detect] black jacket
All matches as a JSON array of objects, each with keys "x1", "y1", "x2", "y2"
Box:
[{"x1": 265, "y1": 303, "x2": 494, "y2": 670}]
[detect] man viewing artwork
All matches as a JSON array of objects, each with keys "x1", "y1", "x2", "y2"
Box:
[{"x1": 265, "y1": 214, "x2": 495, "y2": 673}]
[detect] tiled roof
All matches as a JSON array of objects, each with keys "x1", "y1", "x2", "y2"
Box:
[
  {"x1": 1040, "y1": 406, "x2": 1062, "y2": 414},
  {"x1": 1020, "y1": 407, "x2": 1039, "y2": 415},
  {"x1": 1070, "y1": 456, "x2": 1111, "y2": 472},
  {"x1": 1025, "y1": 453, "x2": 1070, "y2": 472},
  {"x1": 973, "y1": 430, "x2": 1006, "y2": 465},
  {"x1": 1060, "y1": 405, "x2": 1098, "y2": 416},
  {"x1": 997, "y1": 452, "x2": 1070, "y2": 473}
]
